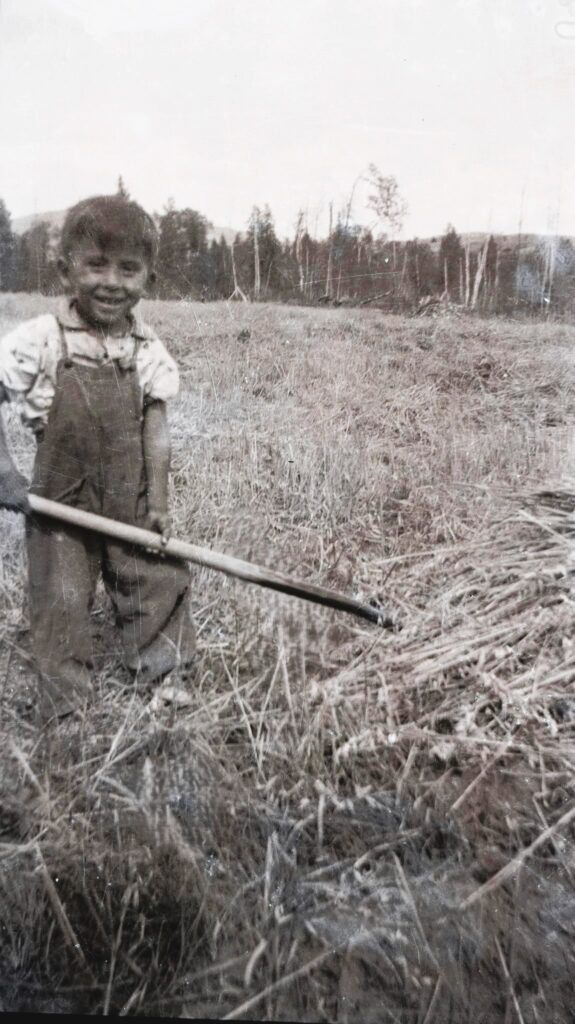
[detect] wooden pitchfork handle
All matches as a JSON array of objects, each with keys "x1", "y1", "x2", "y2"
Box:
[{"x1": 27, "y1": 494, "x2": 394, "y2": 627}]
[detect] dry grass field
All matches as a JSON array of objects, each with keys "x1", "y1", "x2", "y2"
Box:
[{"x1": 1, "y1": 293, "x2": 575, "y2": 1020}]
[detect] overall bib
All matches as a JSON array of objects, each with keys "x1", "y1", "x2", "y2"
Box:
[{"x1": 27, "y1": 322, "x2": 196, "y2": 721}]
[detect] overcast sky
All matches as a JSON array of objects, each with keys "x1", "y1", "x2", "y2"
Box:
[{"x1": 1, "y1": 0, "x2": 574, "y2": 239}]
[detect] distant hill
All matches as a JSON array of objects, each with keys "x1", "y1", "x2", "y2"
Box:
[
  {"x1": 422, "y1": 231, "x2": 575, "y2": 253},
  {"x1": 12, "y1": 210, "x2": 67, "y2": 236},
  {"x1": 12, "y1": 215, "x2": 573, "y2": 255},
  {"x1": 11, "y1": 210, "x2": 239, "y2": 246}
]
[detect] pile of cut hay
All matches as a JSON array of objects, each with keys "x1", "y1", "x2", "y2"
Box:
[{"x1": 1, "y1": 486, "x2": 574, "y2": 1022}]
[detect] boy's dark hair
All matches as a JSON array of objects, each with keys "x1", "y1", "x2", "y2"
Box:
[{"x1": 60, "y1": 195, "x2": 158, "y2": 264}]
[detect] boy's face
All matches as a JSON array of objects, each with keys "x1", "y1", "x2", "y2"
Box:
[{"x1": 58, "y1": 240, "x2": 153, "y2": 331}]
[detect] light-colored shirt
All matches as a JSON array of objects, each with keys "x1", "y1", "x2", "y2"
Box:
[{"x1": 0, "y1": 298, "x2": 179, "y2": 427}]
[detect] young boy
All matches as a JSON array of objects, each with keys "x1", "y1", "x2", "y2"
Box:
[{"x1": 0, "y1": 195, "x2": 196, "y2": 723}]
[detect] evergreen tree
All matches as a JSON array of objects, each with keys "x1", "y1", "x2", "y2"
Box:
[
  {"x1": 180, "y1": 207, "x2": 212, "y2": 298},
  {"x1": 330, "y1": 218, "x2": 362, "y2": 300},
  {"x1": 209, "y1": 236, "x2": 232, "y2": 299},
  {"x1": 439, "y1": 225, "x2": 463, "y2": 300},
  {"x1": 117, "y1": 176, "x2": 130, "y2": 199},
  {"x1": 245, "y1": 206, "x2": 282, "y2": 298},
  {"x1": 552, "y1": 237, "x2": 575, "y2": 312},
  {"x1": 405, "y1": 239, "x2": 436, "y2": 301},
  {"x1": 515, "y1": 245, "x2": 542, "y2": 310},
  {"x1": 16, "y1": 220, "x2": 54, "y2": 293},
  {"x1": 0, "y1": 199, "x2": 16, "y2": 291},
  {"x1": 497, "y1": 245, "x2": 520, "y2": 314},
  {"x1": 156, "y1": 200, "x2": 183, "y2": 297},
  {"x1": 155, "y1": 201, "x2": 213, "y2": 298}
]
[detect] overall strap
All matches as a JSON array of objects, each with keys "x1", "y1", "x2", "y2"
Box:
[
  {"x1": 54, "y1": 315, "x2": 71, "y2": 365},
  {"x1": 126, "y1": 323, "x2": 142, "y2": 369}
]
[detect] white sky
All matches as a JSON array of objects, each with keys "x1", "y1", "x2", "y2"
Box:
[{"x1": 1, "y1": 0, "x2": 574, "y2": 239}]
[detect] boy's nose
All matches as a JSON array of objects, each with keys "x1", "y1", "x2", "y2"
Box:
[{"x1": 101, "y1": 267, "x2": 122, "y2": 288}]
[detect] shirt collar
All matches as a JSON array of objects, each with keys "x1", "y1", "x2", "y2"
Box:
[{"x1": 56, "y1": 298, "x2": 154, "y2": 341}]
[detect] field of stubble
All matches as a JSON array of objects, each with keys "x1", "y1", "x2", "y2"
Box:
[{"x1": 1, "y1": 293, "x2": 575, "y2": 1021}]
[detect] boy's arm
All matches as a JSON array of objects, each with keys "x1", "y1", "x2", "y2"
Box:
[
  {"x1": 142, "y1": 399, "x2": 172, "y2": 539},
  {"x1": 0, "y1": 384, "x2": 30, "y2": 513}
]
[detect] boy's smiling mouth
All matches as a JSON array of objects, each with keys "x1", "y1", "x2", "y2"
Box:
[
  {"x1": 93, "y1": 295, "x2": 128, "y2": 312},
  {"x1": 84, "y1": 295, "x2": 132, "y2": 328}
]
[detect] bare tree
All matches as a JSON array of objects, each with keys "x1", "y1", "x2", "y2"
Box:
[
  {"x1": 251, "y1": 208, "x2": 261, "y2": 300},
  {"x1": 464, "y1": 245, "x2": 471, "y2": 307},
  {"x1": 365, "y1": 163, "x2": 408, "y2": 267},
  {"x1": 470, "y1": 237, "x2": 490, "y2": 310},
  {"x1": 228, "y1": 241, "x2": 248, "y2": 302},
  {"x1": 326, "y1": 201, "x2": 334, "y2": 298},
  {"x1": 294, "y1": 210, "x2": 306, "y2": 295}
]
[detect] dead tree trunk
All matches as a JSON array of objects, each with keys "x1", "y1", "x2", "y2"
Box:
[
  {"x1": 326, "y1": 202, "x2": 334, "y2": 298},
  {"x1": 541, "y1": 237, "x2": 556, "y2": 312},
  {"x1": 464, "y1": 245, "x2": 471, "y2": 307},
  {"x1": 253, "y1": 220, "x2": 261, "y2": 300},
  {"x1": 228, "y1": 241, "x2": 248, "y2": 302},
  {"x1": 470, "y1": 237, "x2": 489, "y2": 310},
  {"x1": 398, "y1": 246, "x2": 408, "y2": 308},
  {"x1": 294, "y1": 211, "x2": 305, "y2": 295}
]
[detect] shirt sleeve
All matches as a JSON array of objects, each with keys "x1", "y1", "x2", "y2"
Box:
[
  {"x1": 0, "y1": 316, "x2": 48, "y2": 398},
  {"x1": 137, "y1": 337, "x2": 180, "y2": 403}
]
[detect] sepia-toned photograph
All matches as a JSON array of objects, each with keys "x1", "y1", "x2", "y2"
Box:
[{"x1": 1, "y1": 0, "x2": 575, "y2": 1019}]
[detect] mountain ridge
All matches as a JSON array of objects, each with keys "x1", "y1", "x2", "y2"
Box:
[
  {"x1": 11, "y1": 210, "x2": 238, "y2": 246},
  {"x1": 11, "y1": 211, "x2": 573, "y2": 253}
]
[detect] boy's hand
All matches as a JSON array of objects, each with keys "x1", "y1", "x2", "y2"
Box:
[
  {"x1": 146, "y1": 507, "x2": 172, "y2": 546},
  {"x1": 0, "y1": 468, "x2": 30, "y2": 513}
]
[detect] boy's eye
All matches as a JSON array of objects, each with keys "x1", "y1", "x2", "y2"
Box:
[
  {"x1": 120, "y1": 262, "x2": 144, "y2": 274},
  {"x1": 87, "y1": 259, "x2": 107, "y2": 269}
]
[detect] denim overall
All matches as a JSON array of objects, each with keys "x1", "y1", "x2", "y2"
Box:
[{"x1": 27, "y1": 319, "x2": 195, "y2": 721}]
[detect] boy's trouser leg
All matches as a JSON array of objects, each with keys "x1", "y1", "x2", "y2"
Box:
[
  {"x1": 102, "y1": 540, "x2": 196, "y2": 684},
  {"x1": 26, "y1": 517, "x2": 99, "y2": 721}
]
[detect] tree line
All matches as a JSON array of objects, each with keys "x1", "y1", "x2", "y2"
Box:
[{"x1": 1, "y1": 174, "x2": 574, "y2": 316}]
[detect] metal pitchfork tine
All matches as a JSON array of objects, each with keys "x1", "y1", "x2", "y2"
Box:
[{"x1": 27, "y1": 495, "x2": 395, "y2": 627}]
